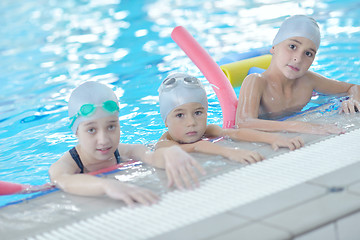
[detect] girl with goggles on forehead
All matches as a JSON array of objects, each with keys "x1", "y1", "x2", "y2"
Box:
[
  {"x1": 49, "y1": 81, "x2": 202, "y2": 206},
  {"x1": 157, "y1": 73, "x2": 304, "y2": 168}
]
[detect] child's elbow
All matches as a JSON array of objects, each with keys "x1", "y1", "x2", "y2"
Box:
[
  {"x1": 180, "y1": 143, "x2": 196, "y2": 152},
  {"x1": 236, "y1": 117, "x2": 256, "y2": 128},
  {"x1": 48, "y1": 165, "x2": 58, "y2": 183}
]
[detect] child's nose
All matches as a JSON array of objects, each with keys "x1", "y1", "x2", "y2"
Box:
[
  {"x1": 97, "y1": 129, "x2": 110, "y2": 145},
  {"x1": 186, "y1": 115, "x2": 197, "y2": 126},
  {"x1": 293, "y1": 53, "x2": 302, "y2": 62}
]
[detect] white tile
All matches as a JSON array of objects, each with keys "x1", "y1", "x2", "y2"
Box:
[
  {"x1": 293, "y1": 224, "x2": 337, "y2": 240},
  {"x1": 151, "y1": 212, "x2": 249, "y2": 240},
  {"x1": 209, "y1": 222, "x2": 291, "y2": 240},
  {"x1": 263, "y1": 191, "x2": 360, "y2": 235},
  {"x1": 337, "y1": 210, "x2": 360, "y2": 240},
  {"x1": 348, "y1": 181, "x2": 360, "y2": 195},
  {"x1": 230, "y1": 183, "x2": 326, "y2": 219},
  {"x1": 310, "y1": 162, "x2": 360, "y2": 187}
]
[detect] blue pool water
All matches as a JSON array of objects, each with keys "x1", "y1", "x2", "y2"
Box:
[{"x1": 0, "y1": 0, "x2": 359, "y2": 207}]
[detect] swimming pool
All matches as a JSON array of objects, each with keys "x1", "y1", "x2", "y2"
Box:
[{"x1": 0, "y1": 0, "x2": 359, "y2": 207}]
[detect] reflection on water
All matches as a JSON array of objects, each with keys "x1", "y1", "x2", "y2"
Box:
[{"x1": 0, "y1": 0, "x2": 359, "y2": 207}]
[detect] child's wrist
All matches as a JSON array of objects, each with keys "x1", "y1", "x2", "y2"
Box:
[{"x1": 143, "y1": 150, "x2": 155, "y2": 165}]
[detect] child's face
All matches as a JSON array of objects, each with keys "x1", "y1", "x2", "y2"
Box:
[
  {"x1": 76, "y1": 115, "x2": 120, "y2": 162},
  {"x1": 271, "y1": 36, "x2": 316, "y2": 79},
  {"x1": 165, "y1": 102, "x2": 207, "y2": 144}
]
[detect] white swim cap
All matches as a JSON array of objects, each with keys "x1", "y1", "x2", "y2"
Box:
[
  {"x1": 272, "y1": 15, "x2": 320, "y2": 50},
  {"x1": 68, "y1": 81, "x2": 120, "y2": 134},
  {"x1": 158, "y1": 73, "x2": 208, "y2": 122}
]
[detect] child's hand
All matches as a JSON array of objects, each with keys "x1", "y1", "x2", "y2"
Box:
[
  {"x1": 163, "y1": 146, "x2": 206, "y2": 190},
  {"x1": 271, "y1": 136, "x2": 304, "y2": 151},
  {"x1": 103, "y1": 179, "x2": 159, "y2": 207},
  {"x1": 226, "y1": 148, "x2": 264, "y2": 164},
  {"x1": 340, "y1": 99, "x2": 360, "y2": 114}
]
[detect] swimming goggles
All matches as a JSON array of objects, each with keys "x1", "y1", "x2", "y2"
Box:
[
  {"x1": 69, "y1": 100, "x2": 119, "y2": 128},
  {"x1": 161, "y1": 75, "x2": 202, "y2": 91}
]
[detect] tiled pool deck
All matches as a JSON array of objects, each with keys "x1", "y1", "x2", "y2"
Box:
[{"x1": 1, "y1": 107, "x2": 360, "y2": 240}]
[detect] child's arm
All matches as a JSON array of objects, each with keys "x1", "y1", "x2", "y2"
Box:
[
  {"x1": 236, "y1": 74, "x2": 345, "y2": 134},
  {"x1": 122, "y1": 143, "x2": 206, "y2": 190},
  {"x1": 187, "y1": 140, "x2": 264, "y2": 164},
  {"x1": 156, "y1": 131, "x2": 263, "y2": 165},
  {"x1": 208, "y1": 125, "x2": 304, "y2": 151},
  {"x1": 310, "y1": 71, "x2": 360, "y2": 114},
  {"x1": 236, "y1": 74, "x2": 263, "y2": 121},
  {"x1": 49, "y1": 152, "x2": 158, "y2": 206},
  {"x1": 237, "y1": 118, "x2": 344, "y2": 135}
]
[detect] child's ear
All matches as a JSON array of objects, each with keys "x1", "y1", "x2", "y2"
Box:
[{"x1": 270, "y1": 46, "x2": 275, "y2": 54}]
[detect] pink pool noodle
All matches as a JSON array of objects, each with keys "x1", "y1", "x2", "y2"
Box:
[
  {"x1": 171, "y1": 26, "x2": 238, "y2": 128},
  {"x1": 0, "y1": 181, "x2": 24, "y2": 195}
]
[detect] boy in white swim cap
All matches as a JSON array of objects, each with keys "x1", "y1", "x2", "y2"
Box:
[
  {"x1": 157, "y1": 73, "x2": 304, "y2": 165},
  {"x1": 49, "y1": 81, "x2": 203, "y2": 203},
  {"x1": 236, "y1": 15, "x2": 360, "y2": 134}
]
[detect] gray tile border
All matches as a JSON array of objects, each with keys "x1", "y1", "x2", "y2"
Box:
[
  {"x1": 0, "y1": 191, "x2": 128, "y2": 240},
  {"x1": 18, "y1": 190, "x2": 126, "y2": 219},
  {"x1": 0, "y1": 203, "x2": 80, "y2": 240}
]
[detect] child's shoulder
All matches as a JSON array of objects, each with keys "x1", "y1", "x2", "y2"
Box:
[
  {"x1": 49, "y1": 150, "x2": 80, "y2": 178},
  {"x1": 295, "y1": 70, "x2": 321, "y2": 88},
  {"x1": 244, "y1": 73, "x2": 268, "y2": 85},
  {"x1": 158, "y1": 131, "x2": 172, "y2": 141},
  {"x1": 57, "y1": 150, "x2": 76, "y2": 166},
  {"x1": 241, "y1": 73, "x2": 268, "y2": 93},
  {"x1": 205, "y1": 124, "x2": 223, "y2": 137}
]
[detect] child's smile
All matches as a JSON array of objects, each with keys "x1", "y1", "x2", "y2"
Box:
[{"x1": 96, "y1": 146, "x2": 112, "y2": 155}]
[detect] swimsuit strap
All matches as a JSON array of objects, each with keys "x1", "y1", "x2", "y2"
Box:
[
  {"x1": 114, "y1": 149, "x2": 121, "y2": 164},
  {"x1": 69, "y1": 147, "x2": 85, "y2": 173},
  {"x1": 201, "y1": 136, "x2": 224, "y2": 143},
  {"x1": 69, "y1": 147, "x2": 121, "y2": 173}
]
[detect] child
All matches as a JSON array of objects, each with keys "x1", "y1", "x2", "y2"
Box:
[
  {"x1": 49, "y1": 81, "x2": 205, "y2": 205},
  {"x1": 236, "y1": 15, "x2": 360, "y2": 134},
  {"x1": 156, "y1": 73, "x2": 304, "y2": 164}
]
